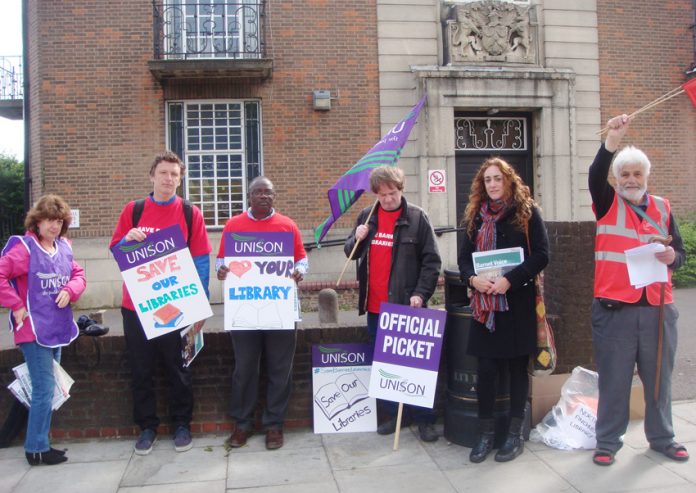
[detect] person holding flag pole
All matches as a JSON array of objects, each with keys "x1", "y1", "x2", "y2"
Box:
[
  {"x1": 589, "y1": 114, "x2": 688, "y2": 466},
  {"x1": 344, "y1": 166, "x2": 442, "y2": 442}
]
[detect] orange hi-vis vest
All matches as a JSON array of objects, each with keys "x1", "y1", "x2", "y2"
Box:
[{"x1": 594, "y1": 193, "x2": 672, "y2": 305}]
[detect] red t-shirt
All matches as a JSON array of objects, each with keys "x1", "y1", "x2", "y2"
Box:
[
  {"x1": 217, "y1": 212, "x2": 307, "y2": 262},
  {"x1": 110, "y1": 196, "x2": 211, "y2": 311},
  {"x1": 367, "y1": 207, "x2": 400, "y2": 313}
]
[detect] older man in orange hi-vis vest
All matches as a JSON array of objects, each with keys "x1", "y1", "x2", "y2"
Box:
[{"x1": 588, "y1": 115, "x2": 689, "y2": 467}]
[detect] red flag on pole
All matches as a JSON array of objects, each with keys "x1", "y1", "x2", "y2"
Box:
[{"x1": 683, "y1": 78, "x2": 696, "y2": 108}]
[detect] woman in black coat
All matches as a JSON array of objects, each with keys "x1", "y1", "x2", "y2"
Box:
[{"x1": 458, "y1": 157, "x2": 549, "y2": 463}]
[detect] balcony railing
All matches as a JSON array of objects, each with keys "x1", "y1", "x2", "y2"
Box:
[
  {"x1": 153, "y1": 0, "x2": 265, "y2": 60},
  {"x1": 0, "y1": 56, "x2": 23, "y2": 101}
]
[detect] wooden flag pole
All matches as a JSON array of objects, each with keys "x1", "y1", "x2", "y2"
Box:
[
  {"x1": 336, "y1": 199, "x2": 379, "y2": 287},
  {"x1": 393, "y1": 402, "x2": 405, "y2": 451},
  {"x1": 596, "y1": 86, "x2": 686, "y2": 135}
]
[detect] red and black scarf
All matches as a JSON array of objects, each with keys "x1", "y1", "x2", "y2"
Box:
[{"x1": 471, "y1": 199, "x2": 510, "y2": 332}]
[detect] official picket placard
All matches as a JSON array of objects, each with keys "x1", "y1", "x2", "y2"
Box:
[
  {"x1": 223, "y1": 231, "x2": 297, "y2": 330},
  {"x1": 312, "y1": 343, "x2": 377, "y2": 434},
  {"x1": 111, "y1": 225, "x2": 213, "y2": 340},
  {"x1": 369, "y1": 303, "x2": 446, "y2": 408}
]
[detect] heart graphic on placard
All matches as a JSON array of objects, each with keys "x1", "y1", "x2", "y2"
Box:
[{"x1": 228, "y1": 260, "x2": 252, "y2": 278}]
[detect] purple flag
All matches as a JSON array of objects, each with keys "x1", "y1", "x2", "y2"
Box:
[{"x1": 314, "y1": 95, "x2": 427, "y2": 245}]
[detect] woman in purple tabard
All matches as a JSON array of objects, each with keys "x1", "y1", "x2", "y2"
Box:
[{"x1": 0, "y1": 195, "x2": 86, "y2": 466}]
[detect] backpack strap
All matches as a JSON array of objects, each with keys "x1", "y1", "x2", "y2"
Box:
[
  {"x1": 131, "y1": 199, "x2": 146, "y2": 228},
  {"x1": 132, "y1": 197, "x2": 194, "y2": 246},
  {"x1": 182, "y1": 199, "x2": 193, "y2": 246}
]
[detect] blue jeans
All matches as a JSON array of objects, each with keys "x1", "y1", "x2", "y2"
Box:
[
  {"x1": 19, "y1": 342, "x2": 61, "y2": 453},
  {"x1": 367, "y1": 312, "x2": 437, "y2": 424}
]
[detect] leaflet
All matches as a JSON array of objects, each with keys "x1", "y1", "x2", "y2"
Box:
[{"x1": 472, "y1": 247, "x2": 524, "y2": 280}]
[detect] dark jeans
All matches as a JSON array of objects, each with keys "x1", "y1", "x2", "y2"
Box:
[
  {"x1": 122, "y1": 308, "x2": 193, "y2": 431},
  {"x1": 367, "y1": 312, "x2": 437, "y2": 425}
]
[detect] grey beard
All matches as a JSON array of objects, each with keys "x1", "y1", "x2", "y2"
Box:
[{"x1": 617, "y1": 185, "x2": 647, "y2": 203}]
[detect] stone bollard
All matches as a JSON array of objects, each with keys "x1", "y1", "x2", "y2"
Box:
[
  {"x1": 318, "y1": 288, "x2": 339, "y2": 324},
  {"x1": 89, "y1": 309, "x2": 106, "y2": 324}
]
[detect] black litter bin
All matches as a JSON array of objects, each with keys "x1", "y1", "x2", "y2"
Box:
[{"x1": 443, "y1": 269, "x2": 510, "y2": 448}]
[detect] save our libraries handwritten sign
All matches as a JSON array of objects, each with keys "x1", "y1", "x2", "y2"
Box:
[
  {"x1": 111, "y1": 225, "x2": 212, "y2": 340},
  {"x1": 368, "y1": 303, "x2": 446, "y2": 408},
  {"x1": 312, "y1": 343, "x2": 377, "y2": 434},
  {"x1": 223, "y1": 231, "x2": 297, "y2": 330}
]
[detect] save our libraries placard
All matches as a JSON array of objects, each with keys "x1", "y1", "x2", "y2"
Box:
[
  {"x1": 111, "y1": 225, "x2": 212, "y2": 340},
  {"x1": 312, "y1": 343, "x2": 377, "y2": 434},
  {"x1": 223, "y1": 231, "x2": 297, "y2": 330}
]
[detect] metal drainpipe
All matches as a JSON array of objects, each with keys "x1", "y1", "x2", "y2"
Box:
[{"x1": 22, "y1": 0, "x2": 31, "y2": 212}]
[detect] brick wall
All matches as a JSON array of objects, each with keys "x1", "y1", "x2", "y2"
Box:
[
  {"x1": 544, "y1": 221, "x2": 597, "y2": 373},
  {"x1": 27, "y1": 0, "x2": 380, "y2": 237},
  {"x1": 597, "y1": 0, "x2": 696, "y2": 216}
]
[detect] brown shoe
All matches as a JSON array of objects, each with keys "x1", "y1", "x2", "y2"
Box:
[
  {"x1": 226, "y1": 427, "x2": 253, "y2": 448},
  {"x1": 265, "y1": 428, "x2": 284, "y2": 450}
]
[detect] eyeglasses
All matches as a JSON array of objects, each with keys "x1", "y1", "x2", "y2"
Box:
[{"x1": 251, "y1": 189, "x2": 275, "y2": 197}]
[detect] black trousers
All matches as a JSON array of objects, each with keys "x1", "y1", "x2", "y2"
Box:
[
  {"x1": 122, "y1": 308, "x2": 193, "y2": 431},
  {"x1": 229, "y1": 329, "x2": 296, "y2": 430},
  {"x1": 476, "y1": 355, "x2": 529, "y2": 419}
]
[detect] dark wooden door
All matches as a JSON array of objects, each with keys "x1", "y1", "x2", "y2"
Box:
[{"x1": 454, "y1": 112, "x2": 533, "y2": 252}]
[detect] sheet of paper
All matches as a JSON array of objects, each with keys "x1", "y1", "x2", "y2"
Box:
[{"x1": 625, "y1": 242, "x2": 667, "y2": 288}]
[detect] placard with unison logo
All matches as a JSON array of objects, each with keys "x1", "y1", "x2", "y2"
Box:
[
  {"x1": 312, "y1": 343, "x2": 377, "y2": 434},
  {"x1": 368, "y1": 303, "x2": 446, "y2": 408},
  {"x1": 223, "y1": 231, "x2": 297, "y2": 330},
  {"x1": 111, "y1": 224, "x2": 212, "y2": 340}
]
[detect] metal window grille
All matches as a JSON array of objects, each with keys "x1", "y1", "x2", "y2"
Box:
[
  {"x1": 168, "y1": 100, "x2": 262, "y2": 227},
  {"x1": 454, "y1": 117, "x2": 527, "y2": 151}
]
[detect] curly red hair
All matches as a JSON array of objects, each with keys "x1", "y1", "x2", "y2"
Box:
[{"x1": 462, "y1": 157, "x2": 536, "y2": 238}]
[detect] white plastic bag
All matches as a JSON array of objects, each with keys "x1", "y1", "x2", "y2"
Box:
[{"x1": 529, "y1": 366, "x2": 599, "y2": 450}]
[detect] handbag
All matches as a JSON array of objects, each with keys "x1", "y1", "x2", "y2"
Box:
[
  {"x1": 525, "y1": 223, "x2": 557, "y2": 377},
  {"x1": 530, "y1": 271, "x2": 556, "y2": 376}
]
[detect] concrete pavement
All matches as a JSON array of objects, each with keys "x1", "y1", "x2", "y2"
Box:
[{"x1": 1, "y1": 399, "x2": 695, "y2": 493}]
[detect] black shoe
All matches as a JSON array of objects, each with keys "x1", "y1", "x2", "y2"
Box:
[
  {"x1": 418, "y1": 423, "x2": 438, "y2": 443},
  {"x1": 495, "y1": 417, "x2": 525, "y2": 462},
  {"x1": 470, "y1": 418, "x2": 495, "y2": 463},
  {"x1": 377, "y1": 417, "x2": 410, "y2": 435},
  {"x1": 25, "y1": 449, "x2": 68, "y2": 466},
  {"x1": 50, "y1": 447, "x2": 67, "y2": 456}
]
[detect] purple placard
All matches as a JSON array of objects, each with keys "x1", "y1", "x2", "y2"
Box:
[
  {"x1": 224, "y1": 231, "x2": 293, "y2": 258},
  {"x1": 111, "y1": 224, "x2": 186, "y2": 271},
  {"x1": 373, "y1": 302, "x2": 446, "y2": 372},
  {"x1": 312, "y1": 343, "x2": 374, "y2": 368}
]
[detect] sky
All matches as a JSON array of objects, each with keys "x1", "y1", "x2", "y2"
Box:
[{"x1": 0, "y1": 0, "x2": 23, "y2": 160}]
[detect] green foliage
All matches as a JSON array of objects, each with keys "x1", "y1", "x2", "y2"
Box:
[
  {"x1": 673, "y1": 214, "x2": 696, "y2": 288},
  {"x1": 0, "y1": 153, "x2": 25, "y2": 245}
]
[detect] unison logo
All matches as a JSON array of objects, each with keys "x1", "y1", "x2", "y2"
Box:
[
  {"x1": 231, "y1": 233, "x2": 284, "y2": 256},
  {"x1": 318, "y1": 345, "x2": 366, "y2": 365},
  {"x1": 119, "y1": 237, "x2": 176, "y2": 265},
  {"x1": 377, "y1": 369, "x2": 425, "y2": 396}
]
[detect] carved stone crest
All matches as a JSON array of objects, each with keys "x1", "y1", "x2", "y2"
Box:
[{"x1": 446, "y1": 0, "x2": 536, "y2": 64}]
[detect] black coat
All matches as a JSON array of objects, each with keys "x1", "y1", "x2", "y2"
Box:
[
  {"x1": 458, "y1": 205, "x2": 549, "y2": 358},
  {"x1": 345, "y1": 197, "x2": 441, "y2": 315}
]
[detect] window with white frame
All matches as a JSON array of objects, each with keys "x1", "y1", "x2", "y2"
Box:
[{"x1": 167, "y1": 100, "x2": 262, "y2": 227}]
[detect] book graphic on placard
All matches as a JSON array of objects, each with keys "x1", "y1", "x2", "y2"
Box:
[
  {"x1": 230, "y1": 302, "x2": 282, "y2": 329},
  {"x1": 153, "y1": 303, "x2": 184, "y2": 328},
  {"x1": 314, "y1": 372, "x2": 369, "y2": 420}
]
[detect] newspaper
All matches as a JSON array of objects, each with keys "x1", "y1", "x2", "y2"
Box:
[
  {"x1": 472, "y1": 247, "x2": 525, "y2": 280},
  {"x1": 7, "y1": 361, "x2": 74, "y2": 410}
]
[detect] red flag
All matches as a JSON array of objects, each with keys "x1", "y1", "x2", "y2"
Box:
[{"x1": 683, "y1": 78, "x2": 696, "y2": 108}]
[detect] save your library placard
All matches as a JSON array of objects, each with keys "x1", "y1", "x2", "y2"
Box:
[
  {"x1": 312, "y1": 343, "x2": 377, "y2": 434},
  {"x1": 223, "y1": 231, "x2": 297, "y2": 330},
  {"x1": 111, "y1": 225, "x2": 212, "y2": 340}
]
